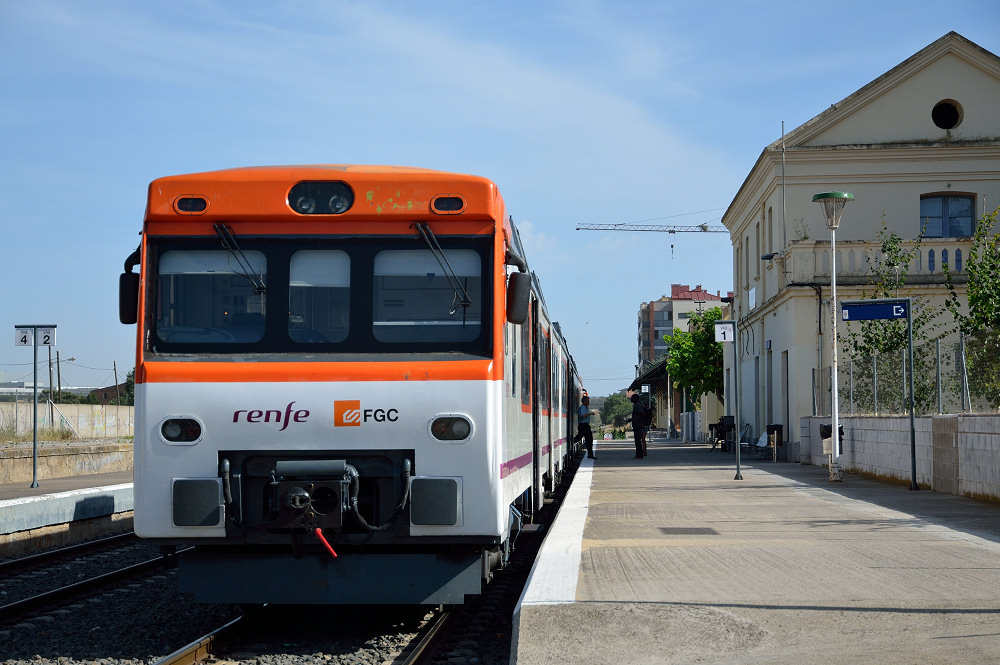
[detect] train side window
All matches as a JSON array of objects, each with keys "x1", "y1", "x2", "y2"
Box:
[{"x1": 288, "y1": 250, "x2": 350, "y2": 343}]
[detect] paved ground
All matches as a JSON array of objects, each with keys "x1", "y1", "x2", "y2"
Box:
[{"x1": 513, "y1": 434, "x2": 1000, "y2": 664}]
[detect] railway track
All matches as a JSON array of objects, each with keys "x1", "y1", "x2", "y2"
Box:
[
  {"x1": 0, "y1": 535, "x2": 182, "y2": 626},
  {"x1": 153, "y1": 607, "x2": 452, "y2": 665},
  {"x1": 0, "y1": 532, "x2": 137, "y2": 576}
]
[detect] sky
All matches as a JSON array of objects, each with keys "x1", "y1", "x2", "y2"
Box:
[{"x1": 1, "y1": 1, "x2": 998, "y2": 397}]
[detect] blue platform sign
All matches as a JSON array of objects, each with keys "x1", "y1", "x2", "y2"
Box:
[{"x1": 841, "y1": 299, "x2": 909, "y2": 321}]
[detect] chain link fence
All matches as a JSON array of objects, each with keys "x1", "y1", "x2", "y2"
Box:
[{"x1": 815, "y1": 331, "x2": 999, "y2": 416}]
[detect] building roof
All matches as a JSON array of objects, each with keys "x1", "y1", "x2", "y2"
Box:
[
  {"x1": 724, "y1": 31, "x2": 1000, "y2": 226},
  {"x1": 774, "y1": 32, "x2": 1000, "y2": 151},
  {"x1": 629, "y1": 356, "x2": 668, "y2": 391}
]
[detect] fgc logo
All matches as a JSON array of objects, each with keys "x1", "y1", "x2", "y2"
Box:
[{"x1": 334, "y1": 400, "x2": 399, "y2": 427}]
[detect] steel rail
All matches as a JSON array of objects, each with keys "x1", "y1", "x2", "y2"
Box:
[
  {"x1": 153, "y1": 615, "x2": 246, "y2": 665},
  {"x1": 0, "y1": 546, "x2": 186, "y2": 624},
  {"x1": 386, "y1": 608, "x2": 453, "y2": 665},
  {"x1": 0, "y1": 532, "x2": 137, "y2": 576}
]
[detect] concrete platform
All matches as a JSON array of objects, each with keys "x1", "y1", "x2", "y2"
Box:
[
  {"x1": 512, "y1": 431, "x2": 1000, "y2": 664},
  {"x1": 0, "y1": 441, "x2": 134, "y2": 556}
]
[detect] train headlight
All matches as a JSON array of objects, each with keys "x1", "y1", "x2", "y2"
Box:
[
  {"x1": 293, "y1": 195, "x2": 316, "y2": 214},
  {"x1": 160, "y1": 418, "x2": 203, "y2": 444},
  {"x1": 431, "y1": 416, "x2": 472, "y2": 441},
  {"x1": 288, "y1": 181, "x2": 354, "y2": 215},
  {"x1": 328, "y1": 193, "x2": 351, "y2": 214}
]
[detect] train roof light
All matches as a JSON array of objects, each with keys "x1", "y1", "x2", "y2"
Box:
[
  {"x1": 174, "y1": 196, "x2": 208, "y2": 214},
  {"x1": 431, "y1": 195, "x2": 466, "y2": 214},
  {"x1": 288, "y1": 181, "x2": 354, "y2": 215}
]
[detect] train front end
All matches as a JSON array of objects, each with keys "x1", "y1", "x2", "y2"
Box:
[{"x1": 120, "y1": 166, "x2": 530, "y2": 605}]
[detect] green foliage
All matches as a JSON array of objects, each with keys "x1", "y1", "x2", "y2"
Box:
[
  {"x1": 663, "y1": 306, "x2": 724, "y2": 407},
  {"x1": 109, "y1": 369, "x2": 135, "y2": 406},
  {"x1": 945, "y1": 207, "x2": 1000, "y2": 406},
  {"x1": 600, "y1": 391, "x2": 632, "y2": 427},
  {"x1": 38, "y1": 390, "x2": 99, "y2": 405},
  {"x1": 845, "y1": 216, "x2": 949, "y2": 360},
  {"x1": 946, "y1": 207, "x2": 1000, "y2": 332},
  {"x1": 843, "y1": 217, "x2": 953, "y2": 412}
]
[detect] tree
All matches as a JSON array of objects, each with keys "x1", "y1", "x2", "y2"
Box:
[
  {"x1": 844, "y1": 217, "x2": 952, "y2": 412},
  {"x1": 663, "y1": 306, "x2": 724, "y2": 408},
  {"x1": 600, "y1": 391, "x2": 632, "y2": 427},
  {"x1": 945, "y1": 207, "x2": 1000, "y2": 406}
]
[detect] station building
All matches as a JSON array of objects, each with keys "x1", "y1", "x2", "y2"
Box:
[{"x1": 722, "y1": 32, "x2": 1000, "y2": 462}]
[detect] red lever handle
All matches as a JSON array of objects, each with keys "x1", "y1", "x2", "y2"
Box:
[{"x1": 313, "y1": 527, "x2": 338, "y2": 558}]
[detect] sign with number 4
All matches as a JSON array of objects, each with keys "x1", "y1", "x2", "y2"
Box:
[{"x1": 14, "y1": 326, "x2": 56, "y2": 346}]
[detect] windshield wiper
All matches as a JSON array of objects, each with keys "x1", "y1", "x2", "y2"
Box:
[
  {"x1": 413, "y1": 222, "x2": 472, "y2": 315},
  {"x1": 214, "y1": 223, "x2": 267, "y2": 295}
]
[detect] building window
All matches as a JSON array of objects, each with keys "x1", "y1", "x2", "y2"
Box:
[
  {"x1": 955, "y1": 249, "x2": 963, "y2": 272},
  {"x1": 928, "y1": 249, "x2": 935, "y2": 273},
  {"x1": 931, "y1": 99, "x2": 962, "y2": 130},
  {"x1": 920, "y1": 195, "x2": 974, "y2": 237},
  {"x1": 942, "y1": 249, "x2": 949, "y2": 270}
]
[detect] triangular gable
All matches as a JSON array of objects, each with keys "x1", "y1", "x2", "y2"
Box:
[{"x1": 776, "y1": 32, "x2": 1000, "y2": 149}]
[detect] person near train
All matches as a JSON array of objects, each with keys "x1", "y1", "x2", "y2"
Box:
[{"x1": 574, "y1": 395, "x2": 596, "y2": 459}]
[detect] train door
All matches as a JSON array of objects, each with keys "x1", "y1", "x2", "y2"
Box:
[{"x1": 529, "y1": 299, "x2": 547, "y2": 512}]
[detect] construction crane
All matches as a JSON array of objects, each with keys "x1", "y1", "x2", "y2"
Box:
[{"x1": 576, "y1": 222, "x2": 727, "y2": 233}]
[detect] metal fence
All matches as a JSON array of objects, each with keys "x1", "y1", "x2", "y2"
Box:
[{"x1": 814, "y1": 331, "x2": 998, "y2": 416}]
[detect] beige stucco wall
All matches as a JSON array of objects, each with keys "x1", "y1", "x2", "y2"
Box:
[{"x1": 812, "y1": 53, "x2": 1000, "y2": 146}]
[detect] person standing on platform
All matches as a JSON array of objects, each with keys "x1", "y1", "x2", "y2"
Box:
[
  {"x1": 630, "y1": 393, "x2": 647, "y2": 458},
  {"x1": 574, "y1": 395, "x2": 595, "y2": 459}
]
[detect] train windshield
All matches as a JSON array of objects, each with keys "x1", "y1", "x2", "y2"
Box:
[
  {"x1": 148, "y1": 237, "x2": 490, "y2": 356},
  {"x1": 372, "y1": 249, "x2": 481, "y2": 343},
  {"x1": 157, "y1": 250, "x2": 267, "y2": 344}
]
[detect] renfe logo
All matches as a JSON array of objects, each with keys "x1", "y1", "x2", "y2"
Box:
[
  {"x1": 334, "y1": 400, "x2": 399, "y2": 427},
  {"x1": 233, "y1": 401, "x2": 309, "y2": 432}
]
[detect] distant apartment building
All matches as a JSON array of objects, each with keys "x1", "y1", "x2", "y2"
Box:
[{"x1": 636, "y1": 284, "x2": 728, "y2": 370}]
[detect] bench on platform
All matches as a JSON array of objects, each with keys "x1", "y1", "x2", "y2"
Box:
[{"x1": 711, "y1": 416, "x2": 735, "y2": 451}]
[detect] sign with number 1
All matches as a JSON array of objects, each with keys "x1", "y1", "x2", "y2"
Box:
[{"x1": 714, "y1": 321, "x2": 735, "y2": 343}]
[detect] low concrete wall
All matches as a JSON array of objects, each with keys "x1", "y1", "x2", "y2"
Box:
[
  {"x1": 0, "y1": 402, "x2": 134, "y2": 438},
  {"x1": 801, "y1": 414, "x2": 1000, "y2": 501},
  {"x1": 0, "y1": 441, "x2": 133, "y2": 484}
]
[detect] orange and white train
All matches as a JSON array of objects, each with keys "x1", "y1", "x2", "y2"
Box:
[{"x1": 119, "y1": 165, "x2": 582, "y2": 605}]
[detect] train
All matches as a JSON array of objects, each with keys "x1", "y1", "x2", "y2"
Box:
[{"x1": 118, "y1": 165, "x2": 583, "y2": 605}]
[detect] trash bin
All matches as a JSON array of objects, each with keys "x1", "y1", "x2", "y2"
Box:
[
  {"x1": 720, "y1": 415, "x2": 735, "y2": 452},
  {"x1": 819, "y1": 423, "x2": 844, "y2": 455}
]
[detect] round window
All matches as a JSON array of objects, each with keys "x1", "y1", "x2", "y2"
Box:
[{"x1": 931, "y1": 100, "x2": 962, "y2": 130}]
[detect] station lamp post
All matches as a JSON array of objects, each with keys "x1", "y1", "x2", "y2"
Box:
[{"x1": 813, "y1": 191, "x2": 853, "y2": 481}]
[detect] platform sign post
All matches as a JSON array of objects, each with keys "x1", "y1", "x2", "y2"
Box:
[
  {"x1": 715, "y1": 320, "x2": 742, "y2": 480},
  {"x1": 14, "y1": 324, "x2": 57, "y2": 488},
  {"x1": 841, "y1": 298, "x2": 918, "y2": 491}
]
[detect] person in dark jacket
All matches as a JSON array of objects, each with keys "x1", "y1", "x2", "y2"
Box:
[
  {"x1": 630, "y1": 393, "x2": 647, "y2": 458},
  {"x1": 574, "y1": 395, "x2": 596, "y2": 459}
]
